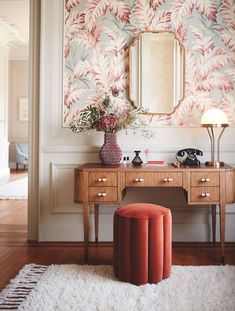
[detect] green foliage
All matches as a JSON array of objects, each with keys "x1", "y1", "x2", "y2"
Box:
[{"x1": 69, "y1": 95, "x2": 150, "y2": 135}]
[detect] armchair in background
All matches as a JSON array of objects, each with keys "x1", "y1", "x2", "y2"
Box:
[{"x1": 15, "y1": 142, "x2": 28, "y2": 170}]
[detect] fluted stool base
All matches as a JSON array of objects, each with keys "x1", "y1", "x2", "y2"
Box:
[{"x1": 113, "y1": 203, "x2": 172, "y2": 285}]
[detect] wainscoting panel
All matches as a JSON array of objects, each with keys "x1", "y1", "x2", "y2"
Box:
[
  {"x1": 39, "y1": 146, "x2": 235, "y2": 242},
  {"x1": 38, "y1": 0, "x2": 235, "y2": 242},
  {"x1": 50, "y1": 163, "x2": 82, "y2": 213}
]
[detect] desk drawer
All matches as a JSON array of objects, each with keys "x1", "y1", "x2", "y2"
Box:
[
  {"x1": 191, "y1": 172, "x2": 219, "y2": 186},
  {"x1": 190, "y1": 187, "x2": 220, "y2": 203},
  {"x1": 88, "y1": 187, "x2": 118, "y2": 202},
  {"x1": 155, "y1": 172, "x2": 183, "y2": 186},
  {"x1": 89, "y1": 172, "x2": 117, "y2": 186},
  {"x1": 126, "y1": 172, "x2": 183, "y2": 187},
  {"x1": 126, "y1": 173, "x2": 155, "y2": 186}
]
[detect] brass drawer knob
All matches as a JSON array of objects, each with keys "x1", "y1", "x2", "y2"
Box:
[
  {"x1": 201, "y1": 193, "x2": 210, "y2": 197},
  {"x1": 97, "y1": 192, "x2": 107, "y2": 197},
  {"x1": 97, "y1": 178, "x2": 107, "y2": 182},
  {"x1": 134, "y1": 178, "x2": 144, "y2": 182},
  {"x1": 163, "y1": 178, "x2": 173, "y2": 182},
  {"x1": 201, "y1": 177, "x2": 210, "y2": 182}
]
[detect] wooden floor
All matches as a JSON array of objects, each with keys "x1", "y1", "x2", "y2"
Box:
[{"x1": 0, "y1": 170, "x2": 235, "y2": 291}]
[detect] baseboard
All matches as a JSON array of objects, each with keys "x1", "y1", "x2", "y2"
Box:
[
  {"x1": 25, "y1": 241, "x2": 235, "y2": 248},
  {"x1": 39, "y1": 215, "x2": 235, "y2": 242}
]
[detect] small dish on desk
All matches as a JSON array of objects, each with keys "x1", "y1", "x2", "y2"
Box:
[{"x1": 145, "y1": 160, "x2": 167, "y2": 167}]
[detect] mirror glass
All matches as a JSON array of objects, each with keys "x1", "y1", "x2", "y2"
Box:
[{"x1": 129, "y1": 32, "x2": 184, "y2": 114}]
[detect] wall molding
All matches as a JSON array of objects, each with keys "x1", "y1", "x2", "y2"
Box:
[
  {"x1": 39, "y1": 223, "x2": 83, "y2": 241},
  {"x1": 42, "y1": 144, "x2": 235, "y2": 154},
  {"x1": 39, "y1": 218, "x2": 235, "y2": 242},
  {"x1": 41, "y1": 161, "x2": 235, "y2": 242},
  {"x1": 48, "y1": 162, "x2": 235, "y2": 215},
  {"x1": 50, "y1": 163, "x2": 82, "y2": 213},
  {"x1": 27, "y1": 0, "x2": 41, "y2": 241},
  {"x1": 42, "y1": 145, "x2": 99, "y2": 153}
]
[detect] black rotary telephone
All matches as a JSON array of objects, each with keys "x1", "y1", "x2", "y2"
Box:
[{"x1": 176, "y1": 148, "x2": 203, "y2": 166}]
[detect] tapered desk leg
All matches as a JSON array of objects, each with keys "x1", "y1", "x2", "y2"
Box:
[
  {"x1": 211, "y1": 204, "x2": 216, "y2": 245},
  {"x1": 94, "y1": 204, "x2": 99, "y2": 243},
  {"x1": 83, "y1": 203, "x2": 90, "y2": 263},
  {"x1": 219, "y1": 203, "x2": 225, "y2": 263}
]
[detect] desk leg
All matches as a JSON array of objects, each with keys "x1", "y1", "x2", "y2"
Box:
[
  {"x1": 83, "y1": 202, "x2": 90, "y2": 263},
  {"x1": 94, "y1": 204, "x2": 99, "y2": 243},
  {"x1": 219, "y1": 203, "x2": 225, "y2": 263},
  {"x1": 211, "y1": 204, "x2": 216, "y2": 245}
]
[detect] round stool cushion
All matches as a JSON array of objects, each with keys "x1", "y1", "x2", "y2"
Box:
[
  {"x1": 113, "y1": 203, "x2": 172, "y2": 285},
  {"x1": 115, "y1": 203, "x2": 170, "y2": 218}
]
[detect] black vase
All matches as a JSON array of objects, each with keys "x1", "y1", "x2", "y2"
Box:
[{"x1": 132, "y1": 151, "x2": 143, "y2": 166}]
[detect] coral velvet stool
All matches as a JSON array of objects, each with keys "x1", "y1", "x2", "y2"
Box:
[{"x1": 113, "y1": 203, "x2": 172, "y2": 285}]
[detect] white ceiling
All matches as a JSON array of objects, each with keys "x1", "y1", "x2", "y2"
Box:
[{"x1": 0, "y1": 0, "x2": 29, "y2": 48}]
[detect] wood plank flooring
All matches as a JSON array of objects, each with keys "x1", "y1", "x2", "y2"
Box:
[{"x1": 0, "y1": 171, "x2": 235, "y2": 291}]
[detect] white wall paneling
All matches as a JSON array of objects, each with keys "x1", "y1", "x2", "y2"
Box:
[
  {"x1": 39, "y1": 147, "x2": 235, "y2": 242},
  {"x1": 38, "y1": 0, "x2": 235, "y2": 242},
  {"x1": 50, "y1": 163, "x2": 81, "y2": 213}
]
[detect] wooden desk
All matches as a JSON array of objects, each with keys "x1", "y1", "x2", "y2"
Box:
[{"x1": 74, "y1": 163, "x2": 235, "y2": 262}]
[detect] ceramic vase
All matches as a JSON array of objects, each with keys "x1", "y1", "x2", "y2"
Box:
[{"x1": 99, "y1": 132, "x2": 122, "y2": 165}]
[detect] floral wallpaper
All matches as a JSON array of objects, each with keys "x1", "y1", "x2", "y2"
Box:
[{"x1": 64, "y1": 0, "x2": 235, "y2": 127}]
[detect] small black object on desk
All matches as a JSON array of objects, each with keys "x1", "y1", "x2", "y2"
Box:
[{"x1": 132, "y1": 150, "x2": 143, "y2": 166}]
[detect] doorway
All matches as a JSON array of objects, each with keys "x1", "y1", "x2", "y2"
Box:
[
  {"x1": 0, "y1": 0, "x2": 29, "y2": 241},
  {"x1": 0, "y1": 0, "x2": 40, "y2": 242}
]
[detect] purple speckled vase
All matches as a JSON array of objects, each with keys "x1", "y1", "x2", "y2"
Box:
[{"x1": 99, "y1": 132, "x2": 122, "y2": 165}]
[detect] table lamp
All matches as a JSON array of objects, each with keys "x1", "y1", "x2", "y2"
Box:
[{"x1": 201, "y1": 108, "x2": 228, "y2": 167}]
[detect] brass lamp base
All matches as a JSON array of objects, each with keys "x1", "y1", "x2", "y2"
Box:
[{"x1": 205, "y1": 161, "x2": 225, "y2": 167}]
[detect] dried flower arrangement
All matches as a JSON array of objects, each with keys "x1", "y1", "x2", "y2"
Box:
[{"x1": 69, "y1": 95, "x2": 148, "y2": 134}]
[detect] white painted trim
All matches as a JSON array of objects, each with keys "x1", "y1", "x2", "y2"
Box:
[
  {"x1": 27, "y1": 0, "x2": 40, "y2": 241},
  {"x1": 50, "y1": 163, "x2": 81, "y2": 213},
  {"x1": 39, "y1": 223, "x2": 83, "y2": 241},
  {"x1": 42, "y1": 145, "x2": 99, "y2": 153},
  {"x1": 39, "y1": 220, "x2": 235, "y2": 242},
  {"x1": 41, "y1": 144, "x2": 235, "y2": 154}
]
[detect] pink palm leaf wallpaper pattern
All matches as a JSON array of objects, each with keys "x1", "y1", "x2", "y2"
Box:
[{"x1": 63, "y1": 0, "x2": 235, "y2": 127}]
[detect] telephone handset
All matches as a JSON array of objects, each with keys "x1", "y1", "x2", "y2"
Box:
[{"x1": 176, "y1": 148, "x2": 203, "y2": 166}]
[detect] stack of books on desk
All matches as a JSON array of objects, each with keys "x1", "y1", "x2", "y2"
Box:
[{"x1": 145, "y1": 160, "x2": 167, "y2": 167}]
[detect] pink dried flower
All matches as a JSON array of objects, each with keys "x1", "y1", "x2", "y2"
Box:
[{"x1": 70, "y1": 95, "x2": 147, "y2": 134}]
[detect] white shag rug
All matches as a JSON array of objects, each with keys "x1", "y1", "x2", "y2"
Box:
[
  {"x1": 0, "y1": 264, "x2": 235, "y2": 311},
  {"x1": 0, "y1": 176, "x2": 28, "y2": 200}
]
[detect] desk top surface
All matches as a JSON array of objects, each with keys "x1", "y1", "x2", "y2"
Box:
[{"x1": 75, "y1": 163, "x2": 234, "y2": 172}]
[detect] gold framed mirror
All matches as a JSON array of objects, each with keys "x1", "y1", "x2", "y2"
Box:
[{"x1": 129, "y1": 31, "x2": 185, "y2": 114}]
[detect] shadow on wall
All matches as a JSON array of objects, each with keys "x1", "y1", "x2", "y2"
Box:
[{"x1": 122, "y1": 187, "x2": 188, "y2": 209}]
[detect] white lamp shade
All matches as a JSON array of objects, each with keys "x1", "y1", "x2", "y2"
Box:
[{"x1": 201, "y1": 108, "x2": 228, "y2": 127}]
